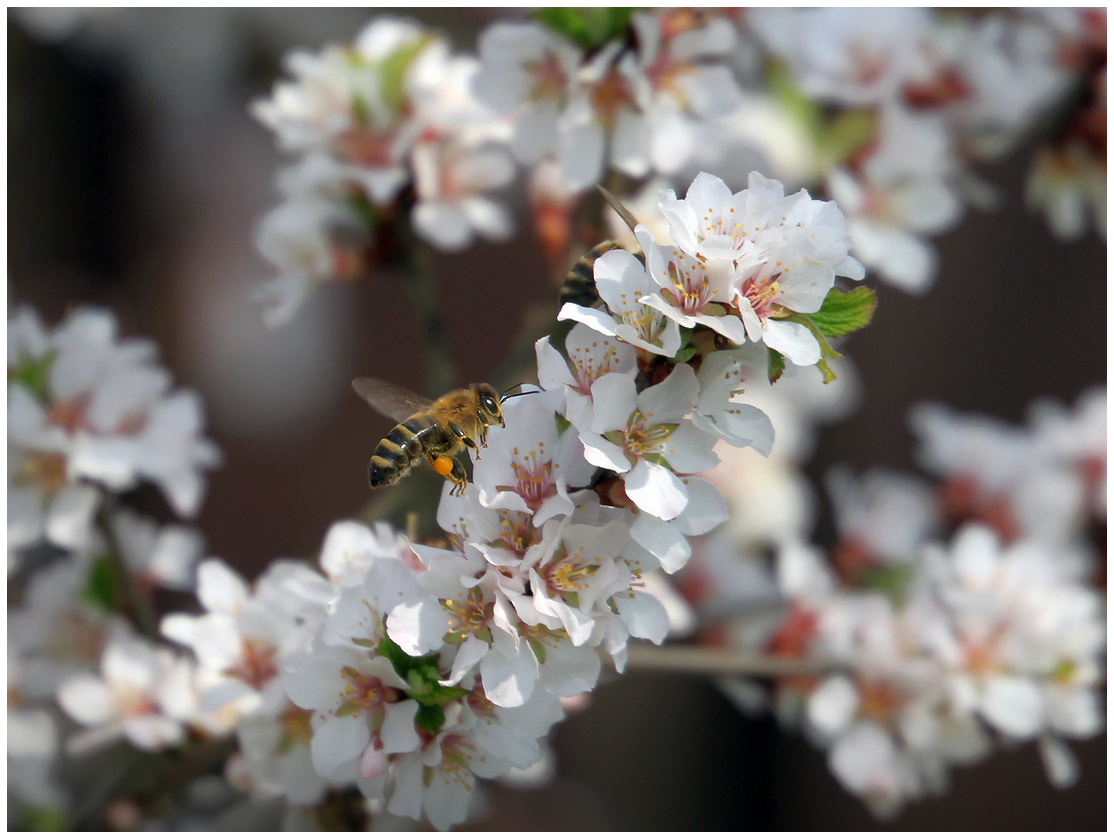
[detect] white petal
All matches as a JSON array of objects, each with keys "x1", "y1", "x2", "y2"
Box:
[
  {"x1": 807, "y1": 676, "x2": 859, "y2": 738},
  {"x1": 615, "y1": 591, "x2": 669, "y2": 643},
  {"x1": 380, "y1": 699, "x2": 421, "y2": 755},
  {"x1": 762, "y1": 319, "x2": 821, "y2": 367},
  {"x1": 44, "y1": 484, "x2": 100, "y2": 550},
  {"x1": 196, "y1": 559, "x2": 249, "y2": 616},
  {"x1": 624, "y1": 459, "x2": 688, "y2": 521},
  {"x1": 979, "y1": 675, "x2": 1044, "y2": 739},
  {"x1": 311, "y1": 714, "x2": 371, "y2": 777},
  {"x1": 540, "y1": 642, "x2": 601, "y2": 697},
  {"x1": 673, "y1": 476, "x2": 728, "y2": 535},
  {"x1": 629, "y1": 514, "x2": 689, "y2": 574},
  {"x1": 1038, "y1": 734, "x2": 1080, "y2": 789},
  {"x1": 57, "y1": 675, "x2": 115, "y2": 726},
  {"x1": 589, "y1": 372, "x2": 639, "y2": 434},
  {"x1": 828, "y1": 721, "x2": 895, "y2": 794},
  {"x1": 387, "y1": 600, "x2": 449, "y2": 657},
  {"x1": 122, "y1": 715, "x2": 184, "y2": 751},
  {"x1": 480, "y1": 648, "x2": 538, "y2": 708}
]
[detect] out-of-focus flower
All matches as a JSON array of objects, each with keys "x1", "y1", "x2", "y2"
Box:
[
  {"x1": 7, "y1": 306, "x2": 221, "y2": 558},
  {"x1": 110, "y1": 507, "x2": 204, "y2": 592},
  {"x1": 56, "y1": 634, "x2": 194, "y2": 753}
]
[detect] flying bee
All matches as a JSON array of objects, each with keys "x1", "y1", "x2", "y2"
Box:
[
  {"x1": 558, "y1": 186, "x2": 645, "y2": 311},
  {"x1": 352, "y1": 377, "x2": 505, "y2": 496}
]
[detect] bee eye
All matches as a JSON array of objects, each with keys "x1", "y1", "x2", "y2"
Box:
[{"x1": 481, "y1": 395, "x2": 498, "y2": 413}]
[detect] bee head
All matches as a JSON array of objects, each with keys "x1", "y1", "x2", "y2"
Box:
[{"x1": 473, "y1": 383, "x2": 505, "y2": 428}]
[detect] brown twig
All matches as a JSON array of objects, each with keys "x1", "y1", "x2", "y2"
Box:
[{"x1": 625, "y1": 643, "x2": 843, "y2": 678}]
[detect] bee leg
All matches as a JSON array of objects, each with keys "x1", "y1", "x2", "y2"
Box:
[
  {"x1": 447, "y1": 457, "x2": 469, "y2": 496},
  {"x1": 448, "y1": 422, "x2": 477, "y2": 449}
]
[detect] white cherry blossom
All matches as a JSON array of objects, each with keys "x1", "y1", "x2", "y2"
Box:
[
  {"x1": 535, "y1": 322, "x2": 637, "y2": 432},
  {"x1": 577, "y1": 364, "x2": 719, "y2": 520},
  {"x1": 56, "y1": 634, "x2": 192, "y2": 753},
  {"x1": 559, "y1": 245, "x2": 682, "y2": 358}
]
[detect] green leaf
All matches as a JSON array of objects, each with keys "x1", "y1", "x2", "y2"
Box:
[
  {"x1": 776, "y1": 312, "x2": 844, "y2": 384},
  {"x1": 83, "y1": 555, "x2": 121, "y2": 612},
  {"x1": 809, "y1": 287, "x2": 878, "y2": 339},
  {"x1": 414, "y1": 702, "x2": 446, "y2": 735},
  {"x1": 860, "y1": 563, "x2": 915, "y2": 606},
  {"x1": 671, "y1": 344, "x2": 697, "y2": 365},
  {"x1": 767, "y1": 348, "x2": 785, "y2": 384},
  {"x1": 815, "y1": 110, "x2": 877, "y2": 171},
  {"x1": 24, "y1": 808, "x2": 69, "y2": 831},
  {"x1": 534, "y1": 8, "x2": 634, "y2": 51},
  {"x1": 527, "y1": 635, "x2": 547, "y2": 665},
  {"x1": 378, "y1": 36, "x2": 433, "y2": 116},
  {"x1": 767, "y1": 61, "x2": 821, "y2": 133},
  {"x1": 8, "y1": 353, "x2": 55, "y2": 404}
]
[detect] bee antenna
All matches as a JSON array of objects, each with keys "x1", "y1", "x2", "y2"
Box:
[
  {"x1": 597, "y1": 185, "x2": 640, "y2": 235},
  {"x1": 500, "y1": 382, "x2": 542, "y2": 402}
]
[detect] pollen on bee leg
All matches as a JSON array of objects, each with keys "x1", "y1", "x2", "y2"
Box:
[{"x1": 433, "y1": 456, "x2": 455, "y2": 476}]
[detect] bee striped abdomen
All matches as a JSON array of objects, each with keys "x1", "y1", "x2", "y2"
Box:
[
  {"x1": 559, "y1": 241, "x2": 645, "y2": 309},
  {"x1": 368, "y1": 416, "x2": 439, "y2": 487}
]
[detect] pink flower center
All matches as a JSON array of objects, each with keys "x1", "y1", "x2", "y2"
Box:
[
  {"x1": 543, "y1": 545, "x2": 599, "y2": 594},
  {"x1": 737, "y1": 268, "x2": 785, "y2": 320},
  {"x1": 568, "y1": 339, "x2": 626, "y2": 395},
  {"x1": 663, "y1": 250, "x2": 717, "y2": 315},
  {"x1": 441, "y1": 590, "x2": 488, "y2": 644},
  {"x1": 337, "y1": 667, "x2": 394, "y2": 714},
  {"x1": 504, "y1": 446, "x2": 556, "y2": 512},
  {"x1": 224, "y1": 637, "x2": 279, "y2": 691},
  {"x1": 496, "y1": 511, "x2": 538, "y2": 558},
  {"x1": 525, "y1": 50, "x2": 569, "y2": 105}
]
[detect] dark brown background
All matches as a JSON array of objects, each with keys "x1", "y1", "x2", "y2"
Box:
[{"x1": 9, "y1": 9, "x2": 1106, "y2": 830}]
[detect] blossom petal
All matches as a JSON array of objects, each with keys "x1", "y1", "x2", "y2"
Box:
[{"x1": 623, "y1": 459, "x2": 688, "y2": 521}]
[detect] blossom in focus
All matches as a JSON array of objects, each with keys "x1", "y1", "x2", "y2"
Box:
[{"x1": 658, "y1": 171, "x2": 865, "y2": 365}]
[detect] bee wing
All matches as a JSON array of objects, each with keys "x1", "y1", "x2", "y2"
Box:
[{"x1": 351, "y1": 377, "x2": 432, "y2": 423}]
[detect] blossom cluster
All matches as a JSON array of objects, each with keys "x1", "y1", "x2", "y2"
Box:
[
  {"x1": 9, "y1": 7, "x2": 1105, "y2": 832},
  {"x1": 251, "y1": 16, "x2": 516, "y2": 325},
  {"x1": 251, "y1": 9, "x2": 1104, "y2": 328},
  {"x1": 230, "y1": 169, "x2": 862, "y2": 827},
  {"x1": 691, "y1": 388, "x2": 1106, "y2": 817},
  {"x1": 7, "y1": 305, "x2": 219, "y2": 822},
  {"x1": 8, "y1": 306, "x2": 218, "y2": 565}
]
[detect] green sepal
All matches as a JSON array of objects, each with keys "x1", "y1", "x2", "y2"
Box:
[
  {"x1": 24, "y1": 809, "x2": 69, "y2": 831},
  {"x1": 83, "y1": 555, "x2": 122, "y2": 612},
  {"x1": 347, "y1": 190, "x2": 379, "y2": 229},
  {"x1": 527, "y1": 635, "x2": 547, "y2": 665},
  {"x1": 767, "y1": 348, "x2": 786, "y2": 384},
  {"x1": 378, "y1": 36, "x2": 433, "y2": 117},
  {"x1": 376, "y1": 635, "x2": 414, "y2": 678},
  {"x1": 809, "y1": 287, "x2": 878, "y2": 339},
  {"x1": 768, "y1": 62, "x2": 876, "y2": 172},
  {"x1": 554, "y1": 412, "x2": 572, "y2": 435},
  {"x1": 859, "y1": 563, "x2": 915, "y2": 606},
  {"x1": 534, "y1": 8, "x2": 634, "y2": 51},
  {"x1": 414, "y1": 702, "x2": 445, "y2": 735},
  {"x1": 777, "y1": 312, "x2": 843, "y2": 384},
  {"x1": 8, "y1": 352, "x2": 55, "y2": 404},
  {"x1": 378, "y1": 636, "x2": 468, "y2": 711},
  {"x1": 671, "y1": 344, "x2": 698, "y2": 365},
  {"x1": 814, "y1": 110, "x2": 877, "y2": 172}
]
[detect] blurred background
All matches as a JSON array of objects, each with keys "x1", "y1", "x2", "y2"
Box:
[{"x1": 8, "y1": 8, "x2": 1105, "y2": 830}]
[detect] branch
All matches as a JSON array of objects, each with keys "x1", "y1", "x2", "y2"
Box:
[{"x1": 624, "y1": 643, "x2": 843, "y2": 677}]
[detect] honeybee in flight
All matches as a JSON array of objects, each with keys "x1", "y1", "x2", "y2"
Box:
[{"x1": 352, "y1": 377, "x2": 505, "y2": 496}]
